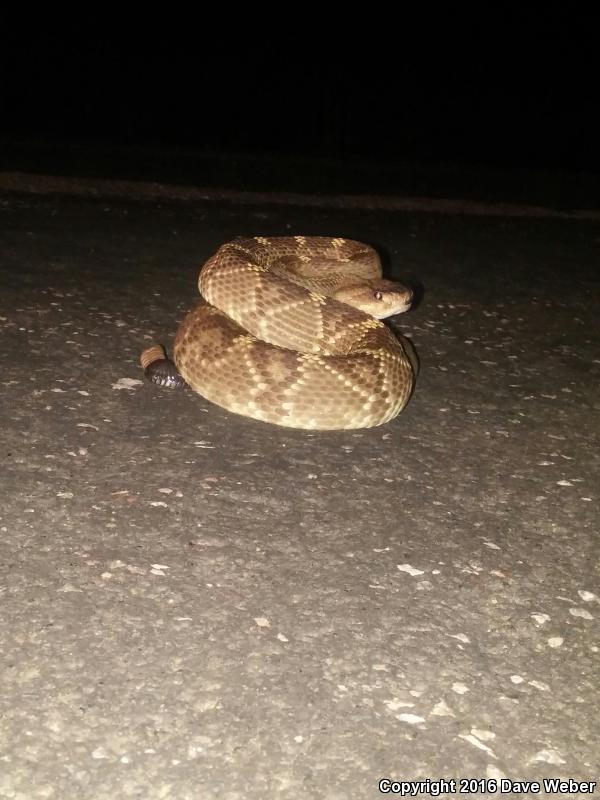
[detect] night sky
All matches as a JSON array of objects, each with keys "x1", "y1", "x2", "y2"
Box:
[{"x1": 2, "y1": 14, "x2": 598, "y2": 175}]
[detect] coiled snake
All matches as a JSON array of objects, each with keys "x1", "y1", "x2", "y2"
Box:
[{"x1": 141, "y1": 236, "x2": 416, "y2": 429}]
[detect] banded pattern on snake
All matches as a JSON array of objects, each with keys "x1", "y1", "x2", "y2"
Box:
[{"x1": 141, "y1": 236, "x2": 416, "y2": 429}]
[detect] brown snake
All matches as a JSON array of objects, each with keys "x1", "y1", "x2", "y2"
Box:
[{"x1": 141, "y1": 236, "x2": 416, "y2": 429}]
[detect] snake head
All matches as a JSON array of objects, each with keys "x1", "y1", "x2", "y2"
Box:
[{"x1": 333, "y1": 280, "x2": 413, "y2": 319}]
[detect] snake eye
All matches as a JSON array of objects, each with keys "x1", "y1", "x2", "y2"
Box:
[{"x1": 374, "y1": 290, "x2": 383, "y2": 301}]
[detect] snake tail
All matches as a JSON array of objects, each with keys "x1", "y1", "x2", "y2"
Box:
[{"x1": 140, "y1": 345, "x2": 187, "y2": 389}]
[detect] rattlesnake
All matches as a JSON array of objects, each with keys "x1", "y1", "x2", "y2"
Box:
[{"x1": 141, "y1": 236, "x2": 416, "y2": 429}]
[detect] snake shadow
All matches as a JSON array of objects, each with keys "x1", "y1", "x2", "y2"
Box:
[
  {"x1": 376, "y1": 243, "x2": 425, "y2": 310},
  {"x1": 375, "y1": 242, "x2": 423, "y2": 380}
]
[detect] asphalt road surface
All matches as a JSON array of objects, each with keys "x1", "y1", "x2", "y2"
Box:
[{"x1": 1, "y1": 186, "x2": 598, "y2": 799}]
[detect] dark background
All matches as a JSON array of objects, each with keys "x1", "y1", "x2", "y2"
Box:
[{"x1": 2, "y1": 13, "x2": 599, "y2": 202}]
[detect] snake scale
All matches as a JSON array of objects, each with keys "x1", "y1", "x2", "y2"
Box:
[{"x1": 141, "y1": 236, "x2": 416, "y2": 429}]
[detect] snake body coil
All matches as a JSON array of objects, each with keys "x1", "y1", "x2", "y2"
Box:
[{"x1": 142, "y1": 236, "x2": 416, "y2": 429}]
